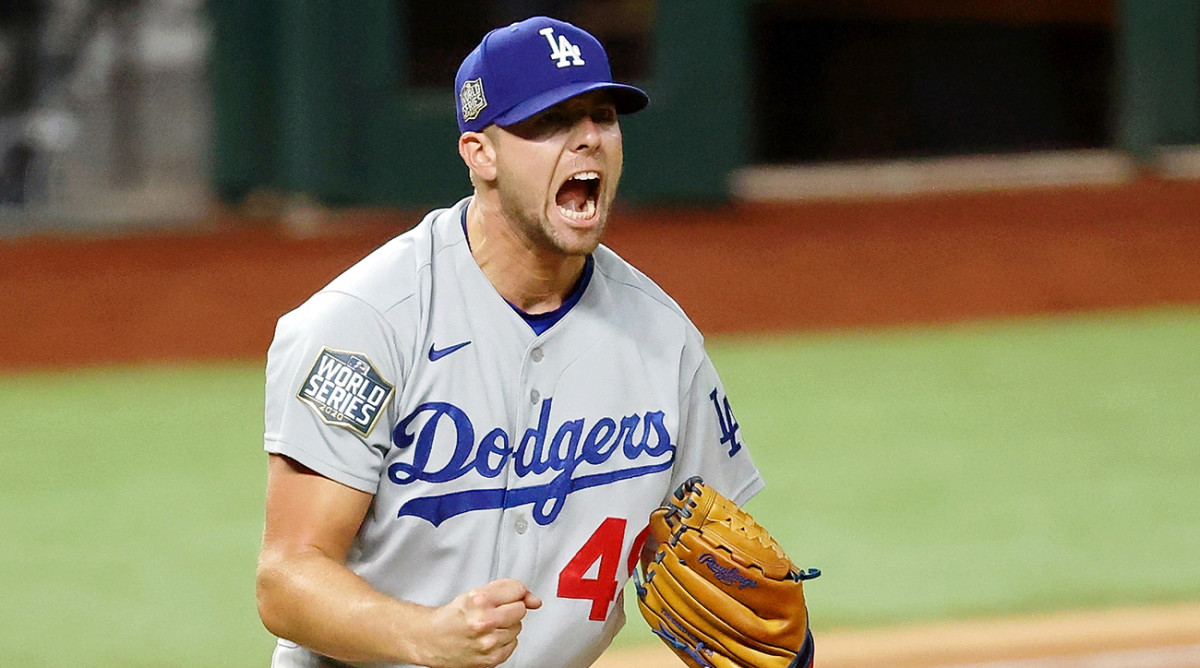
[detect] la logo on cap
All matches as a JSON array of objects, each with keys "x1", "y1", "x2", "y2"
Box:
[
  {"x1": 453, "y1": 16, "x2": 648, "y2": 133},
  {"x1": 539, "y1": 27, "x2": 585, "y2": 68}
]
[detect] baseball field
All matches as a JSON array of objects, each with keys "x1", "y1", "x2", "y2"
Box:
[{"x1": 2, "y1": 176, "x2": 1199, "y2": 666}]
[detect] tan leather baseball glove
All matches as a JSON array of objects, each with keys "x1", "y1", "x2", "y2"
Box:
[{"x1": 634, "y1": 477, "x2": 820, "y2": 668}]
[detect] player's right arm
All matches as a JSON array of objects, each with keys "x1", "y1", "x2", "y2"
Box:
[{"x1": 256, "y1": 454, "x2": 542, "y2": 668}]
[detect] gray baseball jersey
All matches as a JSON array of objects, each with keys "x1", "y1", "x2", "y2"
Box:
[{"x1": 263, "y1": 197, "x2": 763, "y2": 667}]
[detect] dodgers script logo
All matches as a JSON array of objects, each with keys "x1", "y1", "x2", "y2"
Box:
[
  {"x1": 298, "y1": 348, "x2": 394, "y2": 436},
  {"x1": 388, "y1": 397, "x2": 675, "y2": 526}
]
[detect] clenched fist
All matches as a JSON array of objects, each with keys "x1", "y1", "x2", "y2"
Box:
[{"x1": 420, "y1": 579, "x2": 543, "y2": 668}]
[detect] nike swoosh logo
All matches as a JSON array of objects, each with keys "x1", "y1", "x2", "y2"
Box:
[{"x1": 428, "y1": 341, "x2": 472, "y2": 361}]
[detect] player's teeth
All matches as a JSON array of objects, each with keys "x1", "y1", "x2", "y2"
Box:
[
  {"x1": 573, "y1": 171, "x2": 599, "y2": 181},
  {"x1": 559, "y1": 198, "x2": 596, "y2": 220}
]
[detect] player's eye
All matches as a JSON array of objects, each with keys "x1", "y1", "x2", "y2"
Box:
[
  {"x1": 520, "y1": 110, "x2": 571, "y2": 138},
  {"x1": 591, "y1": 106, "x2": 617, "y2": 125},
  {"x1": 539, "y1": 111, "x2": 569, "y2": 128}
]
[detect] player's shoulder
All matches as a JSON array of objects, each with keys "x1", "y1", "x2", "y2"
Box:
[
  {"x1": 591, "y1": 244, "x2": 704, "y2": 342},
  {"x1": 322, "y1": 202, "x2": 464, "y2": 307},
  {"x1": 274, "y1": 200, "x2": 467, "y2": 341}
]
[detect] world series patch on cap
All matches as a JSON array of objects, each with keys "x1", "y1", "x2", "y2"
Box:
[
  {"x1": 454, "y1": 15, "x2": 649, "y2": 133},
  {"x1": 298, "y1": 348, "x2": 394, "y2": 436}
]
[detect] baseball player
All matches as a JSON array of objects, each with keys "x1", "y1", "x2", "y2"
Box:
[{"x1": 256, "y1": 16, "x2": 763, "y2": 668}]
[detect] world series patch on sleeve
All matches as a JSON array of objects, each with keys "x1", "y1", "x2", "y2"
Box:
[
  {"x1": 297, "y1": 348, "x2": 394, "y2": 436},
  {"x1": 634, "y1": 477, "x2": 820, "y2": 668}
]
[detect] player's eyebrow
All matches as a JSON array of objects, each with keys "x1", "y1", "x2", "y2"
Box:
[{"x1": 510, "y1": 94, "x2": 618, "y2": 137}]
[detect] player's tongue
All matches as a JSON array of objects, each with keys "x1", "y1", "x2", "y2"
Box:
[{"x1": 556, "y1": 174, "x2": 597, "y2": 220}]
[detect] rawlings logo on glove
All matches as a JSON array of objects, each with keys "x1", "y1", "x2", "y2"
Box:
[
  {"x1": 634, "y1": 477, "x2": 820, "y2": 668},
  {"x1": 698, "y1": 554, "x2": 758, "y2": 590}
]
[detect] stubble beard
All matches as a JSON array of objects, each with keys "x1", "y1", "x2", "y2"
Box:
[{"x1": 499, "y1": 181, "x2": 610, "y2": 258}]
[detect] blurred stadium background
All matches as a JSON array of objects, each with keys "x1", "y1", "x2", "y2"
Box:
[
  {"x1": 3, "y1": 0, "x2": 1199, "y2": 224},
  {"x1": 2, "y1": 1, "x2": 1199, "y2": 666}
]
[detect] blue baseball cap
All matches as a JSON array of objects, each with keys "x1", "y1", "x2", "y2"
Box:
[{"x1": 455, "y1": 16, "x2": 649, "y2": 133}]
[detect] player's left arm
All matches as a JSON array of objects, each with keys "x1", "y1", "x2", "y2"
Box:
[{"x1": 669, "y1": 351, "x2": 764, "y2": 506}]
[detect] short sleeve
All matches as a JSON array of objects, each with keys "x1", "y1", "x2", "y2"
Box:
[
  {"x1": 263, "y1": 291, "x2": 407, "y2": 494},
  {"x1": 670, "y1": 350, "x2": 764, "y2": 506}
]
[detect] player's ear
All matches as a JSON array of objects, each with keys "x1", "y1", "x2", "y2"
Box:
[{"x1": 458, "y1": 130, "x2": 498, "y2": 182}]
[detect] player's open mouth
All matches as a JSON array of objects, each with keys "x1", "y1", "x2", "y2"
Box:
[{"x1": 556, "y1": 171, "x2": 600, "y2": 221}]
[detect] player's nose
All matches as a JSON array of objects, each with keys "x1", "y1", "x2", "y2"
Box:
[{"x1": 570, "y1": 116, "x2": 603, "y2": 152}]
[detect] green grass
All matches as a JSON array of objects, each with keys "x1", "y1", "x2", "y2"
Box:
[
  {"x1": 4, "y1": 307, "x2": 1200, "y2": 663},
  {"x1": 719, "y1": 307, "x2": 1200, "y2": 627},
  {"x1": 0, "y1": 364, "x2": 276, "y2": 666},
  {"x1": 613, "y1": 306, "x2": 1200, "y2": 647}
]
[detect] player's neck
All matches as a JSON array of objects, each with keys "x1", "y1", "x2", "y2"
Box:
[{"x1": 466, "y1": 197, "x2": 587, "y2": 314}]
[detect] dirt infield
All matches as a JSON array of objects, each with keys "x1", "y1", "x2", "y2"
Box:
[
  {"x1": 595, "y1": 604, "x2": 1200, "y2": 667},
  {"x1": 2, "y1": 176, "x2": 1199, "y2": 664}
]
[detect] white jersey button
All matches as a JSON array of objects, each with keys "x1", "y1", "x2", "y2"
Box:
[
  {"x1": 531, "y1": 347, "x2": 544, "y2": 362},
  {"x1": 514, "y1": 517, "x2": 529, "y2": 534},
  {"x1": 530, "y1": 389, "x2": 540, "y2": 403}
]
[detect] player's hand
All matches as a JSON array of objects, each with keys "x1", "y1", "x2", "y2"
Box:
[{"x1": 421, "y1": 579, "x2": 542, "y2": 668}]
